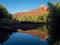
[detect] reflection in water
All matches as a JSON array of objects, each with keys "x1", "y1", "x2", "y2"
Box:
[
  {"x1": 0, "y1": 26, "x2": 16, "y2": 44},
  {"x1": 17, "y1": 25, "x2": 49, "y2": 41},
  {"x1": 3, "y1": 33, "x2": 48, "y2": 45},
  {"x1": 0, "y1": 30, "x2": 13, "y2": 44},
  {"x1": 0, "y1": 25, "x2": 49, "y2": 45},
  {"x1": 49, "y1": 24, "x2": 60, "y2": 45}
]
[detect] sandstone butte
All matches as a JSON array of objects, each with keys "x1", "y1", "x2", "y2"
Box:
[{"x1": 13, "y1": 4, "x2": 49, "y2": 18}]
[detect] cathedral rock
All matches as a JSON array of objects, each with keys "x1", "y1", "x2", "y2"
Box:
[{"x1": 13, "y1": 4, "x2": 49, "y2": 18}]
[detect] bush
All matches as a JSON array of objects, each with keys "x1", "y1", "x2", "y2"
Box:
[{"x1": 15, "y1": 14, "x2": 48, "y2": 22}]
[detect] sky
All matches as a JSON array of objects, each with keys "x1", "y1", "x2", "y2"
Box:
[{"x1": 0, "y1": 0, "x2": 56, "y2": 14}]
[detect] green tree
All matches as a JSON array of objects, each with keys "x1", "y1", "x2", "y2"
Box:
[
  {"x1": 37, "y1": 14, "x2": 48, "y2": 22},
  {"x1": 0, "y1": 4, "x2": 12, "y2": 19},
  {"x1": 28, "y1": 16, "x2": 37, "y2": 22},
  {"x1": 48, "y1": 2, "x2": 60, "y2": 45}
]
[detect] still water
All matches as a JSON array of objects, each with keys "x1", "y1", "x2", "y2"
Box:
[{"x1": 1, "y1": 32, "x2": 48, "y2": 45}]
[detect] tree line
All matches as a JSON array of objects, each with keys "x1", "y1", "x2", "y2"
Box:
[{"x1": 14, "y1": 14, "x2": 48, "y2": 23}]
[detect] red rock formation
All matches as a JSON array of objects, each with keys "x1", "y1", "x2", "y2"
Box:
[{"x1": 13, "y1": 4, "x2": 49, "y2": 18}]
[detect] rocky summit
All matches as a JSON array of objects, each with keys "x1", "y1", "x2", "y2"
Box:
[{"x1": 13, "y1": 4, "x2": 49, "y2": 18}]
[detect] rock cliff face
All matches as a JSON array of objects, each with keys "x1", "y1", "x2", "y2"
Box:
[{"x1": 13, "y1": 4, "x2": 49, "y2": 18}]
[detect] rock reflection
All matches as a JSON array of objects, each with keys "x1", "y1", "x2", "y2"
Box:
[
  {"x1": 0, "y1": 22, "x2": 49, "y2": 45},
  {"x1": 17, "y1": 25, "x2": 49, "y2": 41}
]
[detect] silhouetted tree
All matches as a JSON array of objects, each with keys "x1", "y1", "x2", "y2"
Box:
[
  {"x1": 48, "y1": 2, "x2": 60, "y2": 45},
  {"x1": 0, "y1": 4, "x2": 12, "y2": 20}
]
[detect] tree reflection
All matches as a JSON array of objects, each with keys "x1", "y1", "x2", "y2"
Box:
[{"x1": 0, "y1": 27, "x2": 17, "y2": 44}]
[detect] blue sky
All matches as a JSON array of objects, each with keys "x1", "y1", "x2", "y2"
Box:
[{"x1": 0, "y1": 0, "x2": 56, "y2": 14}]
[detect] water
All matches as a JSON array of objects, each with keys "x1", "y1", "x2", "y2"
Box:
[
  {"x1": 1, "y1": 32, "x2": 48, "y2": 45},
  {"x1": 0, "y1": 24, "x2": 49, "y2": 45}
]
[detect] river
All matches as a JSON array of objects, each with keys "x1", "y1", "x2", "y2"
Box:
[
  {"x1": 1, "y1": 32, "x2": 48, "y2": 45},
  {"x1": 0, "y1": 23, "x2": 49, "y2": 45}
]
